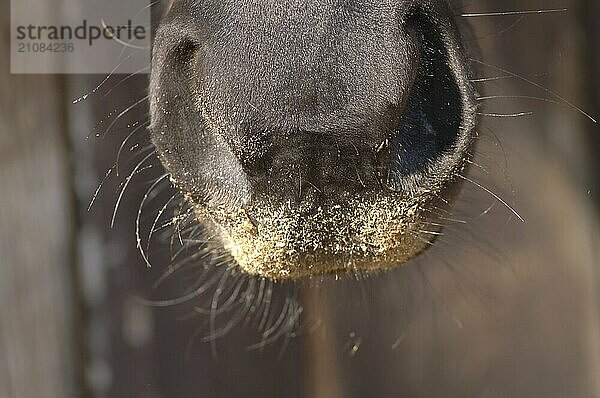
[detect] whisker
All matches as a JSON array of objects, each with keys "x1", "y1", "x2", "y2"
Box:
[
  {"x1": 477, "y1": 111, "x2": 533, "y2": 118},
  {"x1": 139, "y1": 266, "x2": 225, "y2": 307},
  {"x1": 457, "y1": 174, "x2": 525, "y2": 222},
  {"x1": 470, "y1": 75, "x2": 513, "y2": 83},
  {"x1": 471, "y1": 58, "x2": 597, "y2": 123},
  {"x1": 419, "y1": 230, "x2": 444, "y2": 236},
  {"x1": 208, "y1": 266, "x2": 232, "y2": 358},
  {"x1": 71, "y1": 54, "x2": 141, "y2": 104},
  {"x1": 146, "y1": 194, "x2": 178, "y2": 256},
  {"x1": 465, "y1": 15, "x2": 526, "y2": 42},
  {"x1": 88, "y1": 167, "x2": 114, "y2": 211},
  {"x1": 101, "y1": 19, "x2": 150, "y2": 50},
  {"x1": 102, "y1": 66, "x2": 151, "y2": 98},
  {"x1": 153, "y1": 248, "x2": 211, "y2": 289},
  {"x1": 103, "y1": 95, "x2": 149, "y2": 137},
  {"x1": 111, "y1": 150, "x2": 155, "y2": 228},
  {"x1": 460, "y1": 8, "x2": 568, "y2": 18},
  {"x1": 136, "y1": 174, "x2": 170, "y2": 268},
  {"x1": 477, "y1": 94, "x2": 563, "y2": 108},
  {"x1": 115, "y1": 121, "x2": 150, "y2": 176}
]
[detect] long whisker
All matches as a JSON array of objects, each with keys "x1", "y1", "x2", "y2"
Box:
[
  {"x1": 460, "y1": 8, "x2": 568, "y2": 18},
  {"x1": 477, "y1": 94, "x2": 563, "y2": 107},
  {"x1": 471, "y1": 58, "x2": 597, "y2": 123},
  {"x1": 457, "y1": 174, "x2": 525, "y2": 222},
  {"x1": 146, "y1": 193, "x2": 178, "y2": 256},
  {"x1": 103, "y1": 66, "x2": 151, "y2": 98},
  {"x1": 103, "y1": 95, "x2": 149, "y2": 137},
  {"x1": 136, "y1": 174, "x2": 170, "y2": 268},
  {"x1": 88, "y1": 167, "x2": 114, "y2": 211},
  {"x1": 477, "y1": 111, "x2": 533, "y2": 118},
  {"x1": 471, "y1": 75, "x2": 512, "y2": 83},
  {"x1": 111, "y1": 150, "x2": 155, "y2": 228},
  {"x1": 115, "y1": 121, "x2": 150, "y2": 176}
]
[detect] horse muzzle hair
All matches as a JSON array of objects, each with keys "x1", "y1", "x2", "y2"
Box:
[{"x1": 149, "y1": 0, "x2": 478, "y2": 280}]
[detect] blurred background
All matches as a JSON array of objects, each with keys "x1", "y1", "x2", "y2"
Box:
[{"x1": 1, "y1": 0, "x2": 599, "y2": 397}]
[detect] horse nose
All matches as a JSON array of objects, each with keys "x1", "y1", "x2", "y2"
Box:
[{"x1": 242, "y1": 130, "x2": 386, "y2": 204}]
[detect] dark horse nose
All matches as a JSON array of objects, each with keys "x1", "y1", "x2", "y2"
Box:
[
  {"x1": 150, "y1": 0, "x2": 475, "y2": 207},
  {"x1": 244, "y1": 131, "x2": 387, "y2": 205},
  {"x1": 185, "y1": 1, "x2": 422, "y2": 204},
  {"x1": 149, "y1": 0, "x2": 477, "y2": 278}
]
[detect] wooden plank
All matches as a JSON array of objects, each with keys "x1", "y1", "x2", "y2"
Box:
[{"x1": 0, "y1": 3, "x2": 77, "y2": 397}]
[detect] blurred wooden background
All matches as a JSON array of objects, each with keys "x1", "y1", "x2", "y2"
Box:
[{"x1": 1, "y1": 0, "x2": 599, "y2": 397}]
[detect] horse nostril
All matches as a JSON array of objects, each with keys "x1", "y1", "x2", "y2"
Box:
[
  {"x1": 381, "y1": 8, "x2": 477, "y2": 195},
  {"x1": 149, "y1": 1, "x2": 478, "y2": 279},
  {"x1": 242, "y1": 133, "x2": 385, "y2": 206}
]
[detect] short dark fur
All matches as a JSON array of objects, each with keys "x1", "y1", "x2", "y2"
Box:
[{"x1": 149, "y1": 0, "x2": 478, "y2": 279}]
